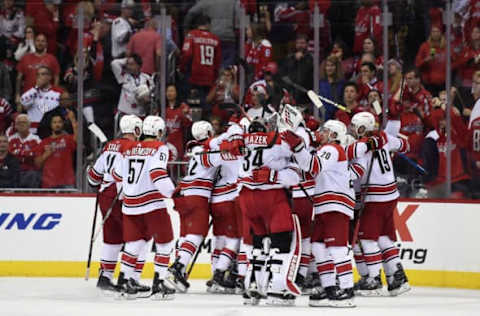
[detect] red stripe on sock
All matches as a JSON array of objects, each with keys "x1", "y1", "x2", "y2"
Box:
[
  {"x1": 382, "y1": 248, "x2": 399, "y2": 261},
  {"x1": 335, "y1": 262, "x2": 353, "y2": 274},
  {"x1": 121, "y1": 252, "x2": 137, "y2": 265},
  {"x1": 354, "y1": 254, "x2": 365, "y2": 263},
  {"x1": 364, "y1": 253, "x2": 383, "y2": 264},
  {"x1": 237, "y1": 253, "x2": 248, "y2": 264},
  {"x1": 154, "y1": 254, "x2": 170, "y2": 265},
  {"x1": 181, "y1": 241, "x2": 197, "y2": 254},
  {"x1": 135, "y1": 261, "x2": 145, "y2": 271},
  {"x1": 300, "y1": 255, "x2": 310, "y2": 265},
  {"x1": 101, "y1": 262, "x2": 117, "y2": 271},
  {"x1": 221, "y1": 248, "x2": 237, "y2": 259},
  {"x1": 317, "y1": 262, "x2": 335, "y2": 274}
]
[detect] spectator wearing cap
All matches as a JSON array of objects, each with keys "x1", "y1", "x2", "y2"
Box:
[
  {"x1": 34, "y1": 110, "x2": 77, "y2": 189},
  {"x1": 19, "y1": 66, "x2": 63, "y2": 135},
  {"x1": 318, "y1": 55, "x2": 345, "y2": 120},
  {"x1": 280, "y1": 33, "x2": 313, "y2": 105},
  {"x1": 353, "y1": 0, "x2": 382, "y2": 55},
  {"x1": 0, "y1": 133, "x2": 20, "y2": 188},
  {"x1": 111, "y1": 54, "x2": 153, "y2": 119},
  {"x1": 111, "y1": 0, "x2": 134, "y2": 59},
  {"x1": 415, "y1": 24, "x2": 447, "y2": 97},
  {"x1": 15, "y1": 33, "x2": 60, "y2": 105},
  {"x1": 184, "y1": 0, "x2": 239, "y2": 68},
  {"x1": 8, "y1": 114, "x2": 41, "y2": 188},
  {"x1": 126, "y1": 19, "x2": 162, "y2": 75}
]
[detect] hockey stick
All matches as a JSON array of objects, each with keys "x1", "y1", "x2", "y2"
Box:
[
  {"x1": 85, "y1": 192, "x2": 100, "y2": 281},
  {"x1": 88, "y1": 123, "x2": 108, "y2": 144},
  {"x1": 298, "y1": 182, "x2": 314, "y2": 205},
  {"x1": 186, "y1": 219, "x2": 213, "y2": 278},
  {"x1": 92, "y1": 189, "x2": 122, "y2": 243},
  {"x1": 397, "y1": 153, "x2": 427, "y2": 175}
]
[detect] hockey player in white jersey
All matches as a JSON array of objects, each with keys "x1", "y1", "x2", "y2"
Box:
[
  {"x1": 111, "y1": 115, "x2": 177, "y2": 300},
  {"x1": 237, "y1": 118, "x2": 302, "y2": 306},
  {"x1": 87, "y1": 114, "x2": 151, "y2": 295},
  {"x1": 283, "y1": 120, "x2": 356, "y2": 307},
  {"x1": 347, "y1": 112, "x2": 410, "y2": 297},
  {"x1": 167, "y1": 121, "x2": 218, "y2": 293}
]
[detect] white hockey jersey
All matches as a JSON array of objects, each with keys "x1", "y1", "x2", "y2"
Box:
[
  {"x1": 291, "y1": 125, "x2": 315, "y2": 198},
  {"x1": 111, "y1": 58, "x2": 153, "y2": 117},
  {"x1": 240, "y1": 131, "x2": 300, "y2": 191},
  {"x1": 20, "y1": 86, "x2": 62, "y2": 133},
  {"x1": 180, "y1": 141, "x2": 217, "y2": 199},
  {"x1": 347, "y1": 131, "x2": 409, "y2": 202},
  {"x1": 294, "y1": 142, "x2": 356, "y2": 218},
  {"x1": 111, "y1": 17, "x2": 132, "y2": 58},
  {"x1": 87, "y1": 138, "x2": 134, "y2": 193},
  {"x1": 111, "y1": 140, "x2": 175, "y2": 215},
  {"x1": 207, "y1": 123, "x2": 243, "y2": 203}
]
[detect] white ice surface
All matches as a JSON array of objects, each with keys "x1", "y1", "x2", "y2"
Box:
[{"x1": 0, "y1": 278, "x2": 479, "y2": 316}]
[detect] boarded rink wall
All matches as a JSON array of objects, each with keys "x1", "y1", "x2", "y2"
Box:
[{"x1": 0, "y1": 194, "x2": 479, "y2": 289}]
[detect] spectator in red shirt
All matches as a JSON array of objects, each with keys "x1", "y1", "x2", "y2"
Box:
[
  {"x1": 8, "y1": 114, "x2": 41, "y2": 188},
  {"x1": 354, "y1": 36, "x2": 384, "y2": 73},
  {"x1": 15, "y1": 33, "x2": 60, "y2": 104},
  {"x1": 245, "y1": 22, "x2": 272, "y2": 82},
  {"x1": 126, "y1": 19, "x2": 162, "y2": 75},
  {"x1": 415, "y1": 24, "x2": 447, "y2": 97},
  {"x1": 34, "y1": 110, "x2": 77, "y2": 189},
  {"x1": 165, "y1": 84, "x2": 192, "y2": 160},
  {"x1": 357, "y1": 61, "x2": 384, "y2": 105},
  {"x1": 452, "y1": 25, "x2": 480, "y2": 89},
  {"x1": 180, "y1": 14, "x2": 221, "y2": 113},
  {"x1": 335, "y1": 82, "x2": 359, "y2": 126},
  {"x1": 353, "y1": 0, "x2": 382, "y2": 55},
  {"x1": 28, "y1": 0, "x2": 60, "y2": 55}
]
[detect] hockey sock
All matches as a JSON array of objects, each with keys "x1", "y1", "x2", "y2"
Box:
[
  {"x1": 237, "y1": 242, "x2": 252, "y2": 278},
  {"x1": 154, "y1": 241, "x2": 174, "y2": 279},
  {"x1": 312, "y1": 242, "x2": 335, "y2": 288},
  {"x1": 178, "y1": 234, "x2": 203, "y2": 273},
  {"x1": 307, "y1": 254, "x2": 316, "y2": 275},
  {"x1": 329, "y1": 246, "x2": 354, "y2": 289},
  {"x1": 216, "y1": 237, "x2": 240, "y2": 272},
  {"x1": 100, "y1": 243, "x2": 122, "y2": 280},
  {"x1": 133, "y1": 240, "x2": 149, "y2": 282},
  {"x1": 360, "y1": 239, "x2": 382, "y2": 278},
  {"x1": 299, "y1": 237, "x2": 311, "y2": 278},
  {"x1": 211, "y1": 235, "x2": 225, "y2": 273},
  {"x1": 175, "y1": 237, "x2": 184, "y2": 259},
  {"x1": 378, "y1": 236, "x2": 401, "y2": 283},
  {"x1": 120, "y1": 240, "x2": 147, "y2": 279},
  {"x1": 353, "y1": 243, "x2": 369, "y2": 277}
]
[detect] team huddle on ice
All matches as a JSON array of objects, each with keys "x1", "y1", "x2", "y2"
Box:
[{"x1": 87, "y1": 104, "x2": 411, "y2": 307}]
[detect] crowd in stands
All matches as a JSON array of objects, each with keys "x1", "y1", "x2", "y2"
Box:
[{"x1": 0, "y1": 0, "x2": 479, "y2": 199}]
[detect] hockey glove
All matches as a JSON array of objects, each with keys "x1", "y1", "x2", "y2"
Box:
[
  {"x1": 366, "y1": 133, "x2": 386, "y2": 151},
  {"x1": 252, "y1": 167, "x2": 278, "y2": 184},
  {"x1": 282, "y1": 130, "x2": 305, "y2": 153},
  {"x1": 219, "y1": 139, "x2": 245, "y2": 156}
]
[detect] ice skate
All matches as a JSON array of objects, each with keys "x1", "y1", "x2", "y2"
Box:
[
  {"x1": 388, "y1": 264, "x2": 411, "y2": 296},
  {"x1": 328, "y1": 287, "x2": 356, "y2": 308},
  {"x1": 209, "y1": 270, "x2": 236, "y2": 294},
  {"x1": 357, "y1": 275, "x2": 384, "y2": 297},
  {"x1": 115, "y1": 272, "x2": 138, "y2": 300},
  {"x1": 96, "y1": 270, "x2": 119, "y2": 296},
  {"x1": 353, "y1": 275, "x2": 369, "y2": 294},
  {"x1": 266, "y1": 291, "x2": 296, "y2": 306},
  {"x1": 302, "y1": 272, "x2": 321, "y2": 295},
  {"x1": 151, "y1": 272, "x2": 175, "y2": 300},
  {"x1": 308, "y1": 286, "x2": 328, "y2": 307},
  {"x1": 131, "y1": 278, "x2": 151, "y2": 298},
  {"x1": 165, "y1": 259, "x2": 190, "y2": 293}
]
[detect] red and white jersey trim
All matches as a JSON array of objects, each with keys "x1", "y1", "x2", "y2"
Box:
[
  {"x1": 362, "y1": 181, "x2": 399, "y2": 201},
  {"x1": 180, "y1": 178, "x2": 214, "y2": 198},
  {"x1": 123, "y1": 190, "x2": 166, "y2": 214},
  {"x1": 313, "y1": 191, "x2": 355, "y2": 218},
  {"x1": 211, "y1": 183, "x2": 238, "y2": 203}
]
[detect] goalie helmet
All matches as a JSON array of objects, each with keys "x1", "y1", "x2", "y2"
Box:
[
  {"x1": 192, "y1": 120, "x2": 214, "y2": 141},
  {"x1": 119, "y1": 114, "x2": 143, "y2": 137},
  {"x1": 248, "y1": 118, "x2": 268, "y2": 133},
  {"x1": 350, "y1": 111, "x2": 375, "y2": 138},
  {"x1": 142, "y1": 115, "x2": 165, "y2": 138},
  {"x1": 322, "y1": 120, "x2": 347, "y2": 146}
]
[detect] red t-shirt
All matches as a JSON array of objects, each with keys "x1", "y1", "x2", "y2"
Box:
[
  {"x1": 245, "y1": 39, "x2": 273, "y2": 80},
  {"x1": 166, "y1": 103, "x2": 192, "y2": 160},
  {"x1": 36, "y1": 134, "x2": 76, "y2": 188},
  {"x1": 180, "y1": 29, "x2": 221, "y2": 87},
  {"x1": 353, "y1": 5, "x2": 382, "y2": 55},
  {"x1": 16, "y1": 53, "x2": 60, "y2": 92},
  {"x1": 415, "y1": 41, "x2": 447, "y2": 86},
  {"x1": 127, "y1": 29, "x2": 162, "y2": 75}
]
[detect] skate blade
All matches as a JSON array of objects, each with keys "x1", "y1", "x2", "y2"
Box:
[
  {"x1": 150, "y1": 293, "x2": 175, "y2": 301},
  {"x1": 302, "y1": 288, "x2": 313, "y2": 296},
  {"x1": 209, "y1": 284, "x2": 234, "y2": 294},
  {"x1": 389, "y1": 283, "x2": 411, "y2": 297},
  {"x1": 308, "y1": 299, "x2": 329, "y2": 307},
  {"x1": 357, "y1": 288, "x2": 384, "y2": 297},
  {"x1": 328, "y1": 299, "x2": 356, "y2": 308},
  {"x1": 165, "y1": 275, "x2": 188, "y2": 293},
  {"x1": 114, "y1": 292, "x2": 137, "y2": 300},
  {"x1": 136, "y1": 291, "x2": 152, "y2": 298},
  {"x1": 266, "y1": 297, "x2": 295, "y2": 306}
]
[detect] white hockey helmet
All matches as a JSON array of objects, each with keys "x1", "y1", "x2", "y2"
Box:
[
  {"x1": 322, "y1": 119, "x2": 347, "y2": 146},
  {"x1": 142, "y1": 115, "x2": 165, "y2": 138},
  {"x1": 119, "y1": 114, "x2": 143, "y2": 137},
  {"x1": 350, "y1": 111, "x2": 376, "y2": 138},
  {"x1": 192, "y1": 120, "x2": 214, "y2": 141}
]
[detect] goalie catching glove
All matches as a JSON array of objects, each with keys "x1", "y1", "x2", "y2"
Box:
[{"x1": 252, "y1": 167, "x2": 278, "y2": 184}]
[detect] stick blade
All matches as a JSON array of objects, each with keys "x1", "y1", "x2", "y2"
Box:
[
  {"x1": 88, "y1": 123, "x2": 108, "y2": 143},
  {"x1": 307, "y1": 90, "x2": 324, "y2": 109}
]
